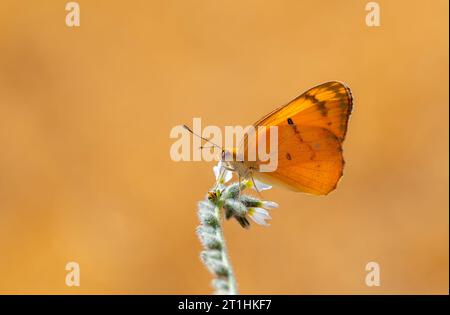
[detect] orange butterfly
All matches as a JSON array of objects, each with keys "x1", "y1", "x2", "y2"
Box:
[
  {"x1": 186, "y1": 81, "x2": 353, "y2": 195},
  {"x1": 227, "y1": 81, "x2": 352, "y2": 195}
]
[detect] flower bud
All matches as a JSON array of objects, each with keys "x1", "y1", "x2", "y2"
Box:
[
  {"x1": 239, "y1": 195, "x2": 262, "y2": 208},
  {"x1": 221, "y1": 182, "x2": 240, "y2": 199},
  {"x1": 223, "y1": 199, "x2": 247, "y2": 217}
]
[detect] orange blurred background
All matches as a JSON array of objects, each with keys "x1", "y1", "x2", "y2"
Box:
[{"x1": 0, "y1": 0, "x2": 448, "y2": 294}]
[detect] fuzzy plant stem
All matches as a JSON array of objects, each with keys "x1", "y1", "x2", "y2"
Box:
[
  {"x1": 197, "y1": 178, "x2": 276, "y2": 294},
  {"x1": 213, "y1": 204, "x2": 238, "y2": 294},
  {"x1": 197, "y1": 187, "x2": 240, "y2": 295}
]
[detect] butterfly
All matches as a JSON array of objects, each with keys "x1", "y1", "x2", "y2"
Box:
[{"x1": 187, "y1": 81, "x2": 353, "y2": 195}]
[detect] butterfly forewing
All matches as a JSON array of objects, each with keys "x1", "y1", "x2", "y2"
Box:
[{"x1": 254, "y1": 81, "x2": 352, "y2": 141}]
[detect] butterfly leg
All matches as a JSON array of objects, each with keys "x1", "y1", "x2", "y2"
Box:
[
  {"x1": 251, "y1": 175, "x2": 263, "y2": 198},
  {"x1": 238, "y1": 173, "x2": 242, "y2": 199}
]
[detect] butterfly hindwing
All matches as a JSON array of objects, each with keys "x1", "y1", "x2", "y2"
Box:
[{"x1": 253, "y1": 124, "x2": 344, "y2": 195}]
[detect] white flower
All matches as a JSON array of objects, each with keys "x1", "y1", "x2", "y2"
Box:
[
  {"x1": 248, "y1": 207, "x2": 272, "y2": 226},
  {"x1": 261, "y1": 201, "x2": 278, "y2": 209},
  {"x1": 212, "y1": 162, "x2": 272, "y2": 191},
  {"x1": 213, "y1": 161, "x2": 232, "y2": 184}
]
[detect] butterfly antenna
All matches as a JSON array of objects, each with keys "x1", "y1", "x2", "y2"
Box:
[
  {"x1": 183, "y1": 125, "x2": 222, "y2": 150},
  {"x1": 198, "y1": 144, "x2": 215, "y2": 150}
]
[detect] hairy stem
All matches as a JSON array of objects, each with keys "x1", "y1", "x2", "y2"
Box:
[{"x1": 214, "y1": 204, "x2": 238, "y2": 295}]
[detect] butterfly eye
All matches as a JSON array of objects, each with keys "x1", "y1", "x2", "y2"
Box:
[{"x1": 221, "y1": 150, "x2": 233, "y2": 161}]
